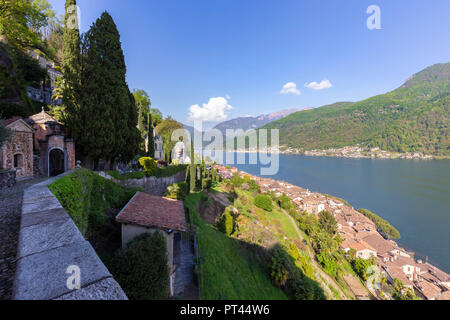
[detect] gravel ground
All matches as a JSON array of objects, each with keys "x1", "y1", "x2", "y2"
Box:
[{"x1": 0, "y1": 178, "x2": 47, "y2": 300}]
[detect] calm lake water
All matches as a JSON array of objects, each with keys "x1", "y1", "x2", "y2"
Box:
[{"x1": 219, "y1": 153, "x2": 450, "y2": 273}]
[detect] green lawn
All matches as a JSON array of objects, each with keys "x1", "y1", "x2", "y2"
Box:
[{"x1": 184, "y1": 193, "x2": 288, "y2": 300}]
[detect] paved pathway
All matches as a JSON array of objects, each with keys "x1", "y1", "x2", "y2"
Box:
[
  {"x1": 0, "y1": 178, "x2": 46, "y2": 300},
  {"x1": 173, "y1": 233, "x2": 199, "y2": 300}
]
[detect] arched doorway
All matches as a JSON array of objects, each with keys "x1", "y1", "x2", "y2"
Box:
[{"x1": 49, "y1": 148, "x2": 65, "y2": 176}]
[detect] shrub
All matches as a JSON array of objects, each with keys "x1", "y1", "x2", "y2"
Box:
[
  {"x1": 165, "y1": 182, "x2": 188, "y2": 200},
  {"x1": 217, "y1": 210, "x2": 234, "y2": 236},
  {"x1": 269, "y1": 246, "x2": 291, "y2": 287},
  {"x1": 201, "y1": 178, "x2": 212, "y2": 190},
  {"x1": 110, "y1": 232, "x2": 169, "y2": 300},
  {"x1": 230, "y1": 174, "x2": 244, "y2": 187},
  {"x1": 49, "y1": 168, "x2": 141, "y2": 237},
  {"x1": 254, "y1": 194, "x2": 273, "y2": 212},
  {"x1": 317, "y1": 252, "x2": 338, "y2": 277},
  {"x1": 277, "y1": 194, "x2": 293, "y2": 210},
  {"x1": 139, "y1": 157, "x2": 157, "y2": 176}
]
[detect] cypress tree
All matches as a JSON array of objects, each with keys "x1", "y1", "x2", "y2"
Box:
[
  {"x1": 62, "y1": 0, "x2": 82, "y2": 137},
  {"x1": 148, "y1": 113, "x2": 155, "y2": 158},
  {"x1": 189, "y1": 138, "x2": 195, "y2": 192},
  {"x1": 80, "y1": 12, "x2": 140, "y2": 166}
]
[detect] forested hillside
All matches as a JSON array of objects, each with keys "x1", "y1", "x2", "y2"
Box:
[{"x1": 263, "y1": 63, "x2": 450, "y2": 156}]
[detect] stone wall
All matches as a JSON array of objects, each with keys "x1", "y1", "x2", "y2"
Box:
[
  {"x1": 0, "y1": 170, "x2": 16, "y2": 189},
  {"x1": 98, "y1": 170, "x2": 186, "y2": 196},
  {"x1": 13, "y1": 173, "x2": 127, "y2": 300}
]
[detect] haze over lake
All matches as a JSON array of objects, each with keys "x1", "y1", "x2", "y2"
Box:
[{"x1": 220, "y1": 153, "x2": 450, "y2": 273}]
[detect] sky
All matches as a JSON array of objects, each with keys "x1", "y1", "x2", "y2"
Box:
[{"x1": 48, "y1": 0, "x2": 450, "y2": 127}]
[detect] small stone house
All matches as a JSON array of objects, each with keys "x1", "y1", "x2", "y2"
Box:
[
  {"x1": 27, "y1": 109, "x2": 75, "y2": 176},
  {"x1": 1, "y1": 109, "x2": 75, "y2": 180},
  {"x1": 116, "y1": 191, "x2": 186, "y2": 271},
  {"x1": 0, "y1": 117, "x2": 34, "y2": 179}
]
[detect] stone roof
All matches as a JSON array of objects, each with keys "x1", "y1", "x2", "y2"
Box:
[
  {"x1": 437, "y1": 290, "x2": 450, "y2": 300},
  {"x1": 116, "y1": 192, "x2": 186, "y2": 232},
  {"x1": 28, "y1": 109, "x2": 59, "y2": 124}
]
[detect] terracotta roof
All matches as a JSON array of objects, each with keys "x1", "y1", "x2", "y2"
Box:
[
  {"x1": 116, "y1": 192, "x2": 186, "y2": 232},
  {"x1": 416, "y1": 280, "x2": 442, "y2": 300},
  {"x1": 362, "y1": 234, "x2": 396, "y2": 255},
  {"x1": 437, "y1": 290, "x2": 450, "y2": 300},
  {"x1": 28, "y1": 109, "x2": 59, "y2": 124},
  {"x1": 3, "y1": 116, "x2": 22, "y2": 126}
]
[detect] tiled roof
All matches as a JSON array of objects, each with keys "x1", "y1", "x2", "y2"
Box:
[
  {"x1": 28, "y1": 109, "x2": 59, "y2": 124},
  {"x1": 362, "y1": 234, "x2": 396, "y2": 255},
  {"x1": 116, "y1": 192, "x2": 186, "y2": 232}
]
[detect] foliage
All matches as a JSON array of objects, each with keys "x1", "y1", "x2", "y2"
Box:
[
  {"x1": 350, "y1": 258, "x2": 374, "y2": 281},
  {"x1": 106, "y1": 164, "x2": 187, "y2": 181},
  {"x1": 165, "y1": 182, "x2": 188, "y2": 200},
  {"x1": 269, "y1": 245, "x2": 326, "y2": 300},
  {"x1": 230, "y1": 174, "x2": 244, "y2": 187},
  {"x1": 69, "y1": 11, "x2": 140, "y2": 164},
  {"x1": 48, "y1": 168, "x2": 141, "y2": 237},
  {"x1": 263, "y1": 63, "x2": 450, "y2": 157},
  {"x1": 0, "y1": 119, "x2": 12, "y2": 148},
  {"x1": 277, "y1": 194, "x2": 294, "y2": 210},
  {"x1": 110, "y1": 232, "x2": 169, "y2": 300},
  {"x1": 253, "y1": 194, "x2": 273, "y2": 212},
  {"x1": 217, "y1": 207, "x2": 234, "y2": 236},
  {"x1": 184, "y1": 193, "x2": 288, "y2": 300},
  {"x1": 155, "y1": 117, "x2": 184, "y2": 163},
  {"x1": 357, "y1": 208, "x2": 401, "y2": 239},
  {"x1": 269, "y1": 246, "x2": 291, "y2": 286},
  {"x1": 317, "y1": 252, "x2": 338, "y2": 277},
  {"x1": 147, "y1": 112, "x2": 155, "y2": 157},
  {"x1": 318, "y1": 211, "x2": 338, "y2": 236},
  {"x1": 201, "y1": 177, "x2": 212, "y2": 190},
  {"x1": 0, "y1": 0, "x2": 54, "y2": 50},
  {"x1": 138, "y1": 156, "x2": 157, "y2": 176}
]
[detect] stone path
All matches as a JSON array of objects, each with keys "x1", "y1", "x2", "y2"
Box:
[
  {"x1": 0, "y1": 178, "x2": 46, "y2": 300},
  {"x1": 173, "y1": 233, "x2": 199, "y2": 300}
]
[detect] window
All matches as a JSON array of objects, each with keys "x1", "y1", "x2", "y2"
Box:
[{"x1": 14, "y1": 154, "x2": 23, "y2": 169}]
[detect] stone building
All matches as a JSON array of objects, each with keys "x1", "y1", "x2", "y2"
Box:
[
  {"x1": 0, "y1": 117, "x2": 34, "y2": 180},
  {"x1": 26, "y1": 109, "x2": 75, "y2": 176},
  {"x1": 0, "y1": 109, "x2": 75, "y2": 179},
  {"x1": 144, "y1": 128, "x2": 164, "y2": 161}
]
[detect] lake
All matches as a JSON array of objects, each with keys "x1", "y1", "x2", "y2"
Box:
[{"x1": 219, "y1": 153, "x2": 450, "y2": 273}]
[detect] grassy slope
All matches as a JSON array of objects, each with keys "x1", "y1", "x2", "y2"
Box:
[
  {"x1": 264, "y1": 63, "x2": 450, "y2": 156},
  {"x1": 184, "y1": 193, "x2": 288, "y2": 300}
]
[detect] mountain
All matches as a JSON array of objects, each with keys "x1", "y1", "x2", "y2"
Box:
[
  {"x1": 214, "y1": 108, "x2": 301, "y2": 133},
  {"x1": 263, "y1": 63, "x2": 450, "y2": 157}
]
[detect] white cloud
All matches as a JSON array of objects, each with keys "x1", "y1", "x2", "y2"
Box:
[
  {"x1": 188, "y1": 97, "x2": 233, "y2": 122},
  {"x1": 280, "y1": 82, "x2": 301, "y2": 95},
  {"x1": 305, "y1": 79, "x2": 332, "y2": 90}
]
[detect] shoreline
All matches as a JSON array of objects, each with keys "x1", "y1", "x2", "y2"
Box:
[
  {"x1": 215, "y1": 165, "x2": 450, "y2": 295},
  {"x1": 213, "y1": 149, "x2": 448, "y2": 160}
]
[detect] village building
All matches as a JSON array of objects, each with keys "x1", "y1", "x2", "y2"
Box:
[
  {"x1": 0, "y1": 117, "x2": 34, "y2": 179},
  {"x1": 116, "y1": 192, "x2": 186, "y2": 285},
  {"x1": 26, "y1": 109, "x2": 75, "y2": 176},
  {"x1": 0, "y1": 110, "x2": 75, "y2": 180}
]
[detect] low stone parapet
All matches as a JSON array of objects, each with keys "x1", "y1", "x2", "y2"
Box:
[{"x1": 12, "y1": 172, "x2": 127, "y2": 300}]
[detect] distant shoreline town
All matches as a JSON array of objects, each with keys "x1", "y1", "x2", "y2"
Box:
[
  {"x1": 220, "y1": 145, "x2": 443, "y2": 160},
  {"x1": 215, "y1": 165, "x2": 450, "y2": 300}
]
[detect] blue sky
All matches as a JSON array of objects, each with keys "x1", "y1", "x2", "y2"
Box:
[{"x1": 49, "y1": 0, "x2": 450, "y2": 127}]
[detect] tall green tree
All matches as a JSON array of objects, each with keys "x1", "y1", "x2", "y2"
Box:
[
  {"x1": 78, "y1": 11, "x2": 139, "y2": 167},
  {"x1": 147, "y1": 112, "x2": 155, "y2": 158},
  {"x1": 61, "y1": 0, "x2": 81, "y2": 135},
  {"x1": 155, "y1": 117, "x2": 183, "y2": 163},
  {"x1": 189, "y1": 137, "x2": 195, "y2": 192},
  {"x1": 0, "y1": 0, "x2": 53, "y2": 49},
  {"x1": 0, "y1": 119, "x2": 12, "y2": 148},
  {"x1": 133, "y1": 89, "x2": 151, "y2": 143}
]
